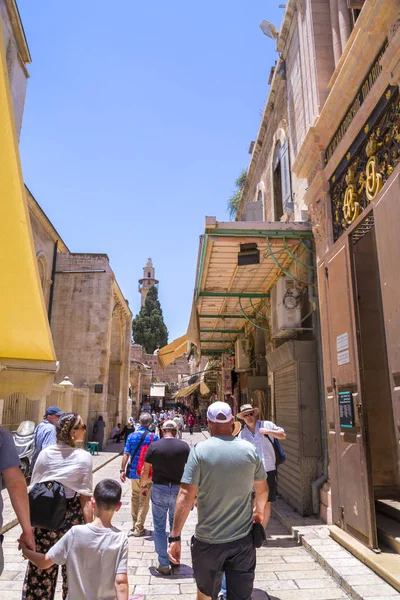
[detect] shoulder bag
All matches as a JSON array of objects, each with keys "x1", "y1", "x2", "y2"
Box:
[
  {"x1": 125, "y1": 430, "x2": 148, "y2": 477},
  {"x1": 29, "y1": 481, "x2": 67, "y2": 530},
  {"x1": 266, "y1": 434, "x2": 286, "y2": 466}
]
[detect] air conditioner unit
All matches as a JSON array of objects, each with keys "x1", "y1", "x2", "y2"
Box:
[
  {"x1": 270, "y1": 276, "x2": 301, "y2": 338},
  {"x1": 235, "y1": 338, "x2": 251, "y2": 372}
]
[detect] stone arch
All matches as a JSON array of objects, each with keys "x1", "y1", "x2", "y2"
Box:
[
  {"x1": 107, "y1": 303, "x2": 125, "y2": 426},
  {"x1": 255, "y1": 181, "x2": 266, "y2": 221},
  {"x1": 270, "y1": 121, "x2": 292, "y2": 221},
  {"x1": 36, "y1": 252, "x2": 51, "y2": 307}
]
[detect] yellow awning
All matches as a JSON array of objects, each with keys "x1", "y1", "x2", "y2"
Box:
[
  {"x1": 0, "y1": 23, "x2": 57, "y2": 399},
  {"x1": 158, "y1": 335, "x2": 189, "y2": 369},
  {"x1": 175, "y1": 381, "x2": 199, "y2": 398}
]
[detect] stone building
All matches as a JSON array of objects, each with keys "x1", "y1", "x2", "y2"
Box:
[
  {"x1": 287, "y1": 0, "x2": 400, "y2": 576},
  {"x1": 232, "y1": 0, "x2": 400, "y2": 586},
  {"x1": 0, "y1": 1, "x2": 132, "y2": 439}
]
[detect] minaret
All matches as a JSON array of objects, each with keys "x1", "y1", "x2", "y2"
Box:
[{"x1": 138, "y1": 258, "x2": 159, "y2": 307}]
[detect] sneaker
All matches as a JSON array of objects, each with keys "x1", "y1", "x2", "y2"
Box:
[
  {"x1": 131, "y1": 529, "x2": 145, "y2": 537},
  {"x1": 156, "y1": 564, "x2": 171, "y2": 576}
]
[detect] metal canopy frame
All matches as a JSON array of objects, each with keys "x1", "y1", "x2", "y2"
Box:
[{"x1": 194, "y1": 222, "x2": 315, "y2": 355}]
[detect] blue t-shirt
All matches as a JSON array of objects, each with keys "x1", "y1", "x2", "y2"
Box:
[{"x1": 124, "y1": 427, "x2": 159, "y2": 479}]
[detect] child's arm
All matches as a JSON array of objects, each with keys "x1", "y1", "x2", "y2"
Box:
[
  {"x1": 114, "y1": 573, "x2": 128, "y2": 600},
  {"x1": 20, "y1": 543, "x2": 54, "y2": 570}
]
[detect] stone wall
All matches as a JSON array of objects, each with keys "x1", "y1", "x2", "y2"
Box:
[{"x1": 131, "y1": 344, "x2": 189, "y2": 384}]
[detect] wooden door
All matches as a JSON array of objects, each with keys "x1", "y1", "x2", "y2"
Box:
[{"x1": 318, "y1": 237, "x2": 377, "y2": 548}]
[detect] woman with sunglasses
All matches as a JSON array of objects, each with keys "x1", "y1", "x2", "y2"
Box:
[
  {"x1": 237, "y1": 403, "x2": 286, "y2": 530},
  {"x1": 22, "y1": 412, "x2": 93, "y2": 600}
]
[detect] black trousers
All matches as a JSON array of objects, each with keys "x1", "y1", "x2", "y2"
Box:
[{"x1": 191, "y1": 532, "x2": 255, "y2": 600}]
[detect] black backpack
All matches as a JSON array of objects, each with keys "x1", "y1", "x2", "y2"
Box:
[{"x1": 29, "y1": 481, "x2": 67, "y2": 530}]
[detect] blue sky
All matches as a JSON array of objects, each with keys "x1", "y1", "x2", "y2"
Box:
[{"x1": 18, "y1": 0, "x2": 283, "y2": 342}]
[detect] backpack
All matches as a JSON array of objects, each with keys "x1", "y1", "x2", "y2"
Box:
[
  {"x1": 267, "y1": 435, "x2": 286, "y2": 466},
  {"x1": 136, "y1": 433, "x2": 155, "y2": 478}
]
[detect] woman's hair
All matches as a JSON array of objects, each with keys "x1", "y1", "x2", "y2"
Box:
[{"x1": 56, "y1": 412, "x2": 81, "y2": 447}]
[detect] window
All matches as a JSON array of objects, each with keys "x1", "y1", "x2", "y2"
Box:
[
  {"x1": 148, "y1": 272, "x2": 151, "y2": 278},
  {"x1": 273, "y1": 139, "x2": 292, "y2": 220}
]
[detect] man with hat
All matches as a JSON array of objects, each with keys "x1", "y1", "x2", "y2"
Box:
[
  {"x1": 168, "y1": 401, "x2": 268, "y2": 600},
  {"x1": 31, "y1": 405, "x2": 63, "y2": 473},
  {"x1": 140, "y1": 419, "x2": 190, "y2": 575},
  {"x1": 237, "y1": 403, "x2": 286, "y2": 528}
]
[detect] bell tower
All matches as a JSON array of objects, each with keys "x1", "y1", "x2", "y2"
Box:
[{"x1": 138, "y1": 258, "x2": 159, "y2": 307}]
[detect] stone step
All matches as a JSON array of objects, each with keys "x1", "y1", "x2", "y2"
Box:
[
  {"x1": 376, "y1": 498, "x2": 400, "y2": 524},
  {"x1": 376, "y1": 513, "x2": 400, "y2": 554}
]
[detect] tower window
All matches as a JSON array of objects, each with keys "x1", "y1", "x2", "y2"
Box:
[{"x1": 148, "y1": 272, "x2": 151, "y2": 278}]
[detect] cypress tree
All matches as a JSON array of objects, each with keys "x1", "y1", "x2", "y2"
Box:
[{"x1": 132, "y1": 285, "x2": 169, "y2": 353}]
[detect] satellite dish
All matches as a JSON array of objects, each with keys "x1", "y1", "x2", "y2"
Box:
[{"x1": 260, "y1": 19, "x2": 279, "y2": 40}]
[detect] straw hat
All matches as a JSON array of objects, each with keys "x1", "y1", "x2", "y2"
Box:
[
  {"x1": 232, "y1": 421, "x2": 242, "y2": 437},
  {"x1": 237, "y1": 403, "x2": 260, "y2": 420}
]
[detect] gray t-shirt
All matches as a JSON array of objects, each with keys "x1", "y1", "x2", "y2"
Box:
[
  {"x1": 181, "y1": 435, "x2": 266, "y2": 544},
  {"x1": 0, "y1": 426, "x2": 21, "y2": 530},
  {"x1": 48, "y1": 523, "x2": 128, "y2": 600}
]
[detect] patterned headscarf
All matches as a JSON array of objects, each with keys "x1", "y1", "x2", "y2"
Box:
[{"x1": 56, "y1": 412, "x2": 80, "y2": 447}]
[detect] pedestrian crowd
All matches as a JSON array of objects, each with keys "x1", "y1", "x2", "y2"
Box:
[{"x1": 0, "y1": 399, "x2": 285, "y2": 600}]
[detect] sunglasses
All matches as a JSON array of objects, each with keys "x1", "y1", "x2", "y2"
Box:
[{"x1": 243, "y1": 412, "x2": 255, "y2": 418}]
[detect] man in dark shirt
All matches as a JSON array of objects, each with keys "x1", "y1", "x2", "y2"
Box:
[{"x1": 140, "y1": 419, "x2": 190, "y2": 576}]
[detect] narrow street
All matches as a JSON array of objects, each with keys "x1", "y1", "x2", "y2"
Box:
[{"x1": 0, "y1": 432, "x2": 351, "y2": 600}]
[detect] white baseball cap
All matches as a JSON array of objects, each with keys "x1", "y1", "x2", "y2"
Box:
[{"x1": 207, "y1": 401, "x2": 233, "y2": 423}]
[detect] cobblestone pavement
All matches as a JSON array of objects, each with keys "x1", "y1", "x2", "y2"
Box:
[{"x1": 1, "y1": 431, "x2": 350, "y2": 600}]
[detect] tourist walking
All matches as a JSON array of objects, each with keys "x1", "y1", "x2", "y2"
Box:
[
  {"x1": 140, "y1": 419, "x2": 190, "y2": 575},
  {"x1": 92, "y1": 415, "x2": 106, "y2": 451},
  {"x1": 238, "y1": 403, "x2": 286, "y2": 528},
  {"x1": 31, "y1": 405, "x2": 63, "y2": 473},
  {"x1": 20, "y1": 479, "x2": 129, "y2": 600},
  {"x1": 119, "y1": 412, "x2": 159, "y2": 537},
  {"x1": 173, "y1": 413, "x2": 184, "y2": 439},
  {"x1": 0, "y1": 427, "x2": 35, "y2": 576},
  {"x1": 168, "y1": 401, "x2": 268, "y2": 600},
  {"x1": 22, "y1": 413, "x2": 93, "y2": 600},
  {"x1": 187, "y1": 412, "x2": 195, "y2": 435}
]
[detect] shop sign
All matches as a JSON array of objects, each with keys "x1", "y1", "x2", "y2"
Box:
[
  {"x1": 338, "y1": 391, "x2": 355, "y2": 429},
  {"x1": 325, "y1": 41, "x2": 388, "y2": 164}
]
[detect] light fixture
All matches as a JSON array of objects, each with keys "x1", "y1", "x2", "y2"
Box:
[{"x1": 260, "y1": 19, "x2": 279, "y2": 40}]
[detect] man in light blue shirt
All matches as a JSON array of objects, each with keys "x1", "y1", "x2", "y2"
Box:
[{"x1": 31, "y1": 405, "x2": 63, "y2": 473}]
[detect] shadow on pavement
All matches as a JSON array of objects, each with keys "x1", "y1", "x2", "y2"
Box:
[{"x1": 149, "y1": 563, "x2": 194, "y2": 578}]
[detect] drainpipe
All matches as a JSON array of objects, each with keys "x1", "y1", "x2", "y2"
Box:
[
  {"x1": 304, "y1": 239, "x2": 329, "y2": 515},
  {"x1": 329, "y1": 0, "x2": 342, "y2": 67},
  {"x1": 48, "y1": 240, "x2": 58, "y2": 324}
]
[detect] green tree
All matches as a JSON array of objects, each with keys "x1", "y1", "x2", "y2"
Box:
[
  {"x1": 132, "y1": 285, "x2": 168, "y2": 353},
  {"x1": 227, "y1": 169, "x2": 247, "y2": 220}
]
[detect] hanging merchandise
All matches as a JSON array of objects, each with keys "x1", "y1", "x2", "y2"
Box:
[{"x1": 222, "y1": 354, "x2": 234, "y2": 395}]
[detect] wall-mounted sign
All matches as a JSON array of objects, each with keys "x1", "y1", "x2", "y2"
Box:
[
  {"x1": 94, "y1": 384, "x2": 103, "y2": 394},
  {"x1": 339, "y1": 391, "x2": 355, "y2": 428},
  {"x1": 337, "y1": 350, "x2": 350, "y2": 366},
  {"x1": 336, "y1": 333, "x2": 349, "y2": 353}
]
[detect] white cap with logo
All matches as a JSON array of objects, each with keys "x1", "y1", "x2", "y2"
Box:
[{"x1": 207, "y1": 401, "x2": 233, "y2": 423}]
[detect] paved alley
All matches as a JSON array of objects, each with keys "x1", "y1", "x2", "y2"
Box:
[{"x1": 0, "y1": 431, "x2": 354, "y2": 600}]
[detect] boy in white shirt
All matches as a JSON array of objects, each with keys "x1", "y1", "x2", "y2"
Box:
[{"x1": 20, "y1": 479, "x2": 128, "y2": 600}]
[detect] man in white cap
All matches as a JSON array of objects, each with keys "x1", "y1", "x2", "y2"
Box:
[
  {"x1": 140, "y1": 420, "x2": 190, "y2": 575},
  {"x1": 237, "y1": 403, "x2": 286, "y2": 528},
  {"x1": 168, "y1": 401, "x2": 268, "y2": 600}
]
